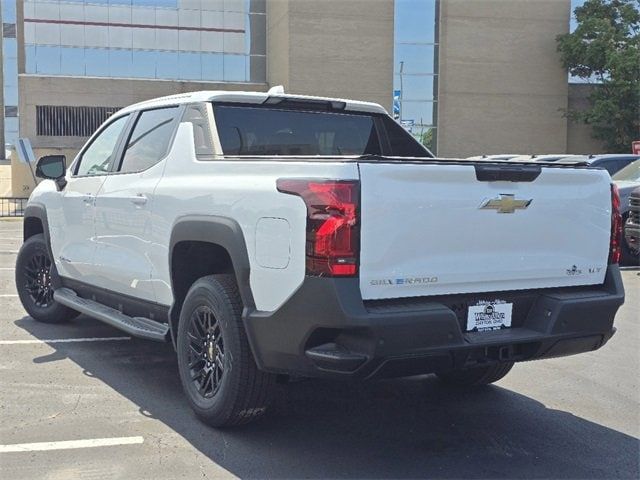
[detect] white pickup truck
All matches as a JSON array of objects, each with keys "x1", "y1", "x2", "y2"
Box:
[{"x1": 17, "y1": 90, "x2": 625, "y2": 427}]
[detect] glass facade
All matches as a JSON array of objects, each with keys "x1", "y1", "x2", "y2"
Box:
[
  {"x1": 23, "y1": 0, "x2": 266, "y2": 83},
  {"x1": 2, "y1": 0, "x2": 19, "y2": 148},
  {"x1": 393, "y1": 0, "x2": 439, "y2": 152}
]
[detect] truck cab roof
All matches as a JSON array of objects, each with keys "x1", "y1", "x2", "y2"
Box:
[{"x1": 118, "y1": 90, "x2": 389, "y2": 116}]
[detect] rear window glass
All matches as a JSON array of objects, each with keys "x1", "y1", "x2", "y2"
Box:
[
  {"x1": 612, "y1": 160, "x2": 640, "y2": 182},
  {"x1": 214, "y1": 105, "x2": 381, "y2": 156},
  {"x1": 380, "y1": 116, "x2": 432, "y2": 158}
]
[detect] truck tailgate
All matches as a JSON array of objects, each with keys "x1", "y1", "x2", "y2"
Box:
[{"x1": 358, "y1": 162, "x2": 613, "y2": 300}]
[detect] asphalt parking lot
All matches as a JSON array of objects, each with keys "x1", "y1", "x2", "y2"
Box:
[{"x1": 0, "y1": 218, "x2": 638, "y2": 480}]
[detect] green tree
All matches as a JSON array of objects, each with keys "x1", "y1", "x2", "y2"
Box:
[
  {"x1": 419, "y1": 127, "x2": 434, "y2": 151},
  {"x1": 557, "y1": 0, "x2": 640, "y2": 152}
]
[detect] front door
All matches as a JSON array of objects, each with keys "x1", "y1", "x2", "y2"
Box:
[{"x1": 50, "y1": 114, "x2": 131, "y2": 282}]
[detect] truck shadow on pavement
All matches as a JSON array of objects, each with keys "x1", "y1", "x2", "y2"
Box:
[{"x1": 15, "y1": 315, "x2": 640, "y2": 480}]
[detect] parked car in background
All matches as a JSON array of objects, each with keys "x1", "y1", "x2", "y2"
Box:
[
  {"x1": 623, "y1": 187, "x2": 640, "y2": 266},
  {"x1": 528, "y1": 154, "x2": 584, "y2": 162},
  {"x1": 613, "y1": 160, "x2": 640, "y2": 265},
  {"x1": 466, "y1": 154, "x2": 584, "y2": 163},
  {"x1": 505, "y1": 154, "x2": 583, "y2": 163},
  {"x1": 552, "y1": 154, "x2": 640, "y2": 176},
  {"x1": 466, "y1": 154, "x2": 521, "y2": 161}
]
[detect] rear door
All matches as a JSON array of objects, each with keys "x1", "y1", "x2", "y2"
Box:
[
  {"x1": 92, "y1": 106, "x2": 180, "y2": 302},
  {"x1": 358, "y1": 161, "x2": 613, "y2": 300}
]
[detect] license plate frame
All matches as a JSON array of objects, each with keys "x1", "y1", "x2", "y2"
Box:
[{"x1": 466, "y1": 301, "x2": 513, "y2": 332}]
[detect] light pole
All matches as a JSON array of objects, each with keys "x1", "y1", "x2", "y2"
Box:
[{"x1": 399, "y1": 61, "x2": 404, "y2": 122}]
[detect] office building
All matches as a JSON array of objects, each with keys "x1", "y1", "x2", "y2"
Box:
[{"x1": 1, "y1": 0, "x2": 600, "y2": 170}]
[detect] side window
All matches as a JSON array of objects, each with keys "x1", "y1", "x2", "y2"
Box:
[
  {"x1": 380, "y1": 116, "x2": 433, "y2": 158},
  {"x1": 75, "y1": 114, "x2": 129, "y2": 176},
  {"x1": 183, "y1": 103, "x2": 215, "y2": 159},
  {"x1": 119, "y1": 107, "x2": 179, "y2": 174}
]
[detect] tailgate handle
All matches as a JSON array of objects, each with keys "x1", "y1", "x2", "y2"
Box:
[{"x1": 475, "y1": 165, "x2": 541, "y2": 182}]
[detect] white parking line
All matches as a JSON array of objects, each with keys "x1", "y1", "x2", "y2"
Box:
[
  {"x1": 0, "y1": 251, "x2": 18, "y2": 254},
  {"x1": 0, "y1": 336, "x2": 131, "y2": 345},
  {"x1": 0, "y1": 436, "x2": 144, "y2": 453},
  {"x1": 0, "y1": 267, "x2": 15, "y2": 270},
  {"x1": 0, "y1": 294, "x2": 18, "y2": 297}
]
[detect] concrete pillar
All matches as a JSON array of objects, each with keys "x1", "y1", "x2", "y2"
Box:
[
  {"x1": 436, "y1": 0, "x2": 571, "y2": 157},
  {"x1": 266, "y1": 0, "x2": 394, "y2": 111}
]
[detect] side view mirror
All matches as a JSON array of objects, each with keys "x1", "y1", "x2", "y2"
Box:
[{"x1": 36, "y1": 155, "x2": 67, "y2": 190}]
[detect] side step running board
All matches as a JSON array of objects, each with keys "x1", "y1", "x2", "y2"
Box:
[{"x1": 53, "y1": 288, "x2": 169, "y2": 342}]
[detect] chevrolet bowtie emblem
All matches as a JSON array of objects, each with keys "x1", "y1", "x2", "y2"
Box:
[{"x1": 480, "y1": 194, "x2": 532, "y2": 214}]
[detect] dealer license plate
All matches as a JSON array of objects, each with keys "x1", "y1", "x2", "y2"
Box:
[{"x1": 466, "y1": 301, "x2": 513, "y2": 332}]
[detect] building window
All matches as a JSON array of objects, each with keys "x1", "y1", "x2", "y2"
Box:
[
  {"x1": 2, "y1": 3, "x2": 19, "y2": 147},
  {"x1": 394, "y1": 0, "x2": 439, "y2": 153},
  {"x1": 2, "y1": 23, "x2": 16, "y2": 38},
  {"x1": 36, "y1": 105, "x2": 123, "y2": 137},
  {"x1": 23, "y1": 0, "x2": 267, "y2": 83},
  {"x1": 1, "y1": 0, "x2": 16, "y2": 23}
]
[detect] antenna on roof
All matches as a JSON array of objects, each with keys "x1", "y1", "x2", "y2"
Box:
[{"x1": 268, "y1": 85, "x2": 285, "y2": 95}]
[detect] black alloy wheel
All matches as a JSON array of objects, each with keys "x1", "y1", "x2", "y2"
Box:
[
  {"x1": 15, "y1": 234, "x2": 79, "y2": 323},
  {"x1": 188, "y1": 306, "x2": 226, "y2": 399},
  {"x1": 23, "y1": 251, "x2": 54, "y2": 308},
  {"x1": 176, "y1": 274, "x2": 275, "y2": 427}
]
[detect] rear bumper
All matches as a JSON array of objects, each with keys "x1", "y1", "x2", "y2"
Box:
[{"x1": 243, "y1": 265, "x2": 625, "y2": 379}]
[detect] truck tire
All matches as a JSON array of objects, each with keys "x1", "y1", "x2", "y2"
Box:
[
  {"x1": 176, "y1": 274, "x2": 275, "y2": 427},
  {"x1": 15, "y1": 234, "x2": 79, "y2": 324},
  {"x1": 436, "y1": 362, "x2": 514, "y2": 387}
]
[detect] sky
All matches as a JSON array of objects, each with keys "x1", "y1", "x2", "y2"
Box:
[{"x1": 571, "y1": 0, "x2": 587, "y2": 31}]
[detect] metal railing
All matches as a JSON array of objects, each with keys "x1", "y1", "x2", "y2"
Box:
[{"x1": 0, "y1": 197, "x2": 28, "y2": 217}]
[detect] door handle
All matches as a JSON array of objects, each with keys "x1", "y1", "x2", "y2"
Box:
[
  {"x1": 82, "y1": 194, "x2": 93, "y2": 205},
  {"x1": 129, "y1": 194, "x2": 148, "y2": 206}
]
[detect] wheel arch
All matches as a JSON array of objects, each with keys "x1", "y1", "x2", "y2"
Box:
[
  {"x1": 23, "y1": 204, "x2": 48, "y2": 242},
  {"x1": 20, "y1": 204, "x2": 65, "y2": 290},
  {"x1": 168, "y1": 215, "x2": 255, "y2": 346},
  {"x1": 23, "y1": 204, "x2": 54, "y2": 262}
]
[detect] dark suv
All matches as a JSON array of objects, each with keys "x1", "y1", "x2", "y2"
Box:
[{"x1": 624, "y1": 187, "x2": 640, "y2": 265}]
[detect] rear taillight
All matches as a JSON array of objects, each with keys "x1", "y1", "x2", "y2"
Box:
[
  {"x1": 277, "y1": 179, "x2": 359, "y2": 277},
  {"x1": 609, "y1": 184, "x2": 622, "y2": 264}
]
